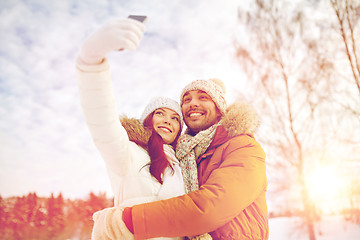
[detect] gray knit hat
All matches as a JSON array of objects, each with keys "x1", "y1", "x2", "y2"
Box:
[
  {"x1": 140, "y1": 97, "x2": 184, "y2": 128},
  {"x1": 180, "y1": 78, "x2": 227, "y2": 116}
]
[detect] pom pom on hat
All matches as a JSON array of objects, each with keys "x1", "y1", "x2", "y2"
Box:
[
  {"x1": 140, "y1": 97, "x2": 184, "y2": 128},
  {"x1": 180, "y1": 78, "x2": 227, "y2": 115},
  {"x1": 209, "y1": 78, "x2": 226, "y2": 94}
]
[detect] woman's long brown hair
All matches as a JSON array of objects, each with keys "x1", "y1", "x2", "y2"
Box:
[{"x1": 143, "y1": 112, "x2": 182, "y2": 184}]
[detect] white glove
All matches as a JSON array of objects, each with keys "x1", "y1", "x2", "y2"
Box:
[
  {"x1": 91, "y1": 207, "x2": 134, "y2": 240},
  {"x1": 79, "y1": 18, "x2": 145, "y2": 65}
]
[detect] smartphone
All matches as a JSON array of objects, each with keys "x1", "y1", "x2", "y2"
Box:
[{"x1": 128, "y1": 15, "x2": 147, "y2": 23}]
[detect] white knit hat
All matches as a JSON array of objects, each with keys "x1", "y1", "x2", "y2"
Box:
[
  {"x1": 140, "y1": 97, "x2": 184, "y2": 128},
  {"x1": 180, "y1": 78, "x2": 227, "y2": 116}
]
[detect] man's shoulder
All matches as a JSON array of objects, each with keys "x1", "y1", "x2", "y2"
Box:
[
  {"x1": 223, "y1": 133, "x2": 263, "y2": 152},
  {"x1": 226, "y1": 132, "x2": 256, "y2": 143},
  {"x1": 211, "y1": 125, "x2": 259, "y2": 149}
]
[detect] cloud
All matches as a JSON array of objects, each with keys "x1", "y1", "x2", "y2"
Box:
[{"x1": 0, "y1": 0, "x2": 247, "y2": 198}]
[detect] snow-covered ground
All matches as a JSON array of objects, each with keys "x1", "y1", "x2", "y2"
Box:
[{"x1": 269, "y1": 215, "x2": 360, "y2": 240}]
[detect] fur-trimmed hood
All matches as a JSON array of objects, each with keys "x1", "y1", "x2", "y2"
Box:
[
  {"x1": 120, "y1": 115, "x2": 152, "y2": 149},
  {"x1": 120, "y1": 101, "x2": 259, "y2": 145},
  {"x1": 220, "y1": 102, "x2": 259, "y2": 137}
]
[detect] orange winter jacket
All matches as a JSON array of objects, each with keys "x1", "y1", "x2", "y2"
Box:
[{"x1": 132, "y1": 103, "x2": 269, "y2": 240}]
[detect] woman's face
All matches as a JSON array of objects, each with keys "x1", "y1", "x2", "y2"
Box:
[{"x1": 152, "y1": 108, "x2": 181, "y2": 144}]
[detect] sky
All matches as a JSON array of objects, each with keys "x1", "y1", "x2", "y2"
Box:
[{"x1": 0, "y1": 0, "x2": 252, "y2": 199}]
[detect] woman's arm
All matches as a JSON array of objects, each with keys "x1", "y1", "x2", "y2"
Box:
[
  {"x1": 77, "y1": 59, "x2": 133, "y2": 176},
  {"x1": 76, "y1": 19, "x2": 145, "y2": 175}
]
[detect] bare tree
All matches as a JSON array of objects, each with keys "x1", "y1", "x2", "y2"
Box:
[
  {"x1": 328, "y1": 1, "x2": 360, "y2": 224},
  {"x1": 330, "y1": 0, "x2": 360, "y2": 102},
  {"x1": 235, "y1": 0, "x2": 360, "y2": 239}
]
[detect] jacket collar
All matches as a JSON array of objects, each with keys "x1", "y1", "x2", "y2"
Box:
[
  {"x1": 220, "y1": 102, "x2": 259, "y2": 138},
  {"x1": 196, "y1": 102, "x2": 259, "y2": 163}
]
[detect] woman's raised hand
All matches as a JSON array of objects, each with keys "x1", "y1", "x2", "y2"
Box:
[{"x1": 79, "y1": 18, "x2": 145, "y2": 65}]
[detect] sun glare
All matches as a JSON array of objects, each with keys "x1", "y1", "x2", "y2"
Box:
[{"x1": 305, "y1": 165, "x2": 349, "y2": 214}]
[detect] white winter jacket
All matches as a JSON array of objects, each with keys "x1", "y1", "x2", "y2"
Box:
[{"x1": 76, "y1": 59, "x2": 185, "y2": 239}]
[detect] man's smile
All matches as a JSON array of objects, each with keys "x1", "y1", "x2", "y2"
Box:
[{"x1": 187, "y1": 110, "x2": 205, "y2": 119}]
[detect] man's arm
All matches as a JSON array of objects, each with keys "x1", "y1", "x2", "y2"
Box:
[{"x1": 132, "y1": 136, "x2": 267, "y2": 239}]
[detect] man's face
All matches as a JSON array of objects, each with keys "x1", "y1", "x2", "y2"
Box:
[{"x1": 181, "y1": 90, "x2": 221, "y2": 134}]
